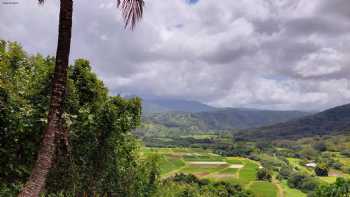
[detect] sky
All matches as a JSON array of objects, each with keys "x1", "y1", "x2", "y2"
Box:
[{"x1": 1, "y1": 0, "x2": 350, "y2": 111}]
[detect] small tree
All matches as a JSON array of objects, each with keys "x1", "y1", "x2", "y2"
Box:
[
  {"x1": 315, "y1": 163, "x2": 328, "y2": 177},
  {"x1": 257, "y1": 168, "x2": 272, "y2": 181}
]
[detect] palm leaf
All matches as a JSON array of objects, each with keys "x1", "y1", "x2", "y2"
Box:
[
  {"x1": 117, "y1": 0, "x2": 145, "y2": 29},
  {"x1": 38, "y1": 0, "x2": 45, "y2": 4}
]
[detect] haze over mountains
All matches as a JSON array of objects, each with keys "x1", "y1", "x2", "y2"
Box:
[
  {"x1": 142, "y1": 98, "x2": 217, "y2": 114},
  {"x1": 140, "y1": 98, "x2": 350, "y2": 140},
  {"x1": 140, "y1": 98, "x2": 311, "y2": 132}
]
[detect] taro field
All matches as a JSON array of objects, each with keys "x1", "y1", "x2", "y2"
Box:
[{"x1": 143, "y1": 147, "x2": 306, "y2": 197}]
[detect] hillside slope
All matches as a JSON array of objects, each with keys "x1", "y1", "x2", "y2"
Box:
[
  {"x1": 141, "y1": 108, "x2": 311, "y2": 134},
  {"x1": 240, "y1": 103, "x2": 350, "y2": 140}
]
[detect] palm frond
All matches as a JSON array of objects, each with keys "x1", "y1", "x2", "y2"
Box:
[
  {"x1": 117, "y1": 0, "x2": 145, "y2": 30},
  {"x1": 38, "y1": 0, "x2": 45, "y2": 4}
]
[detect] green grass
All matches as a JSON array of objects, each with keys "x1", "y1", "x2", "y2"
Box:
[
  {"x1": 180, "y1": 166, "x2": 223, "y2": 175},
  {"x1": 248, "y1": 181, "x2": 277, "y2": 197},
  {"x1": 225, "y1": 157, "x2": 243, "y2": 164},
  {"x1": 159, "y1": 155, "x2": 185, "y2": 175},
  {"x1": 318, "y1": 176, "x2": 337, "y2": 183},
  {"x1": 183, "y1": 155, "x2": 224, "y2": 161},
  {"x1": 281, "y1": 180, "x2": 306, "y2": 197},
  {"x1": 219, "y1": 168, "x2": 239, "y2": 174},
  {"x1": 238, "y1": 161, "x2": 258, "y2": 185}
]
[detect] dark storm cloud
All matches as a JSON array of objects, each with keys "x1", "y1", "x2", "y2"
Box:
[
  {"x1": 1, "y1": 0, "x2": 350, "y2": 111},
  {"x1": 285, "y1": 17, "x2": 350, "y2": 36}
]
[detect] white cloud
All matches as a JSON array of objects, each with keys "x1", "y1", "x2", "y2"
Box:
[
  {"x1": 294, "y1": 48, "x2": 343, "y2": 77},
  {"x1": 1, "y1": 0, "x2": 350, "y2": 110}
]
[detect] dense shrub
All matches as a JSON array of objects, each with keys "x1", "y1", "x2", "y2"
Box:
[
  {"x1": 256, "y1": 168, "x2": 272, "y2": 181},
  {"x1": 0, "y1": 40, "x2": 158, "y2": 196},
  {"x1": 158, "y1": 175, "x2": 253, "y2": 197},
  {"x1": 314, "y1": 163, "x2": 328, "y2": 177},
  {"x1": 310, "y1": 178, "x2": 350, "y2": 197},
  {"x1": 287, "y1": 172, "x2": 319, "y2": 192}
]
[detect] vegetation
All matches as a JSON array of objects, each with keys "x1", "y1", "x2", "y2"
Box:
[
  {"x1": 311, "y1": 178, "x2": 350, "y2": 197},
  {"x1": 239, "y1": 104, "x2": 350, "y2": 140},
  {"x1": 3, "y1": 32, "x2": 350, "y2": 197},
  {"x1": 156, "y1": 173, "x2": 253, "y2": 197},
  {"x1": 256, "y1": 168, "x2": 272, "y2": 181},
  {"x1": 19, "y1": 0, "x2": 145, "y2": 196},
  {"x1": 315, "y1": 163, "x2": 329, "y2": 177},
  {"x1": 0, "y1": 41, "x2": 157, "y2": 196},
  {"x1": 248, "y1": 181, "x2": 277, "y2": 197}
]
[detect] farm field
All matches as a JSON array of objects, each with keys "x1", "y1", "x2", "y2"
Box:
[{"x1": 143, "y1": 147, "x2": 306, "y2": 197}]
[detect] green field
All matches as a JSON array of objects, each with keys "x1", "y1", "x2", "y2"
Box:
[
  {"x1": 248, "y1": 181, "x2": 278, "y2": 197},
  {"x1": 281, "y1": 181, "x2": 307, "y2": 197},
  {"x1": 143, "y1": 147, "x2": 308, "y2": 197}
]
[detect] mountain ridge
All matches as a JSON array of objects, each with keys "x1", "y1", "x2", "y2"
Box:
[{"x1": 238, "y1": 103, "x2": 350, "y2": 140}]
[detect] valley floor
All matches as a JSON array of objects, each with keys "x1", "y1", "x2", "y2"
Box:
[{"x1": 143, "y1": 147, "x2": 307, "y2": 197}]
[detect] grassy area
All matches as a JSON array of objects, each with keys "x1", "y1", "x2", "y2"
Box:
[
  {"x1": 248, "y1": 181, "x2": 278, "y2": 197},
  {"x1": 238, "y1": 160, "x2": 259, "y2": 185},
  {"x1": 287, "y1": 158, "x2": 313, "y2": 175},
  {"x1": 319, "y1": 176, "x2": 337, "y2": 183},
  {"x1": 144, "y1": 148, "x2": 310, "y2": 197},
  {"x1": 226, "y1": 157, "x2": 244, "y2": 164},
  {"x1": 159, "y1": 155, "x2": 186, "y2": 175},
  {"x1": 281, "y1": 180, "x2": 306, "y2": 197}
]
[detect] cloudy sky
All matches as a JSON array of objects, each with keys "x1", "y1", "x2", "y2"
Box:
[{"x1": 1, "y1": 0, "x2": 350, "y2": 111}]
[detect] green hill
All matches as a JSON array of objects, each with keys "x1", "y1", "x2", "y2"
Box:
[
  {"x1": 239, "y1": 103, "x2": 350, "y2": 140},
  {"x1": 138, "y1": 108, "x2": 311, "y2": 138}
]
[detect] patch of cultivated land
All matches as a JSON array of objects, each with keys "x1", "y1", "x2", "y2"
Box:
[
  {"x1": 281, "y1": 180, "x2": 306, "y2": 197},
  {"x1": 143, "y1": 148, "x2": 306, "y2": 197},
  {"x1": 248, "y1": 181, "x2": 278, "y2": 197}
]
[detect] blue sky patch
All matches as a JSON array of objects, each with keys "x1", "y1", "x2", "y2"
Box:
[{"x1": 186, "y1": 0, "x2": 199, "y2": 5}]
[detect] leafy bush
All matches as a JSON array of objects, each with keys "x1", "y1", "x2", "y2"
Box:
[
  {"x1": 287, "y1": 172, "x2": 319, "y2": 192},
  {"x1": 161, "y1": 174, "x2": 253, "y2": 197},
  {"x1": 256, "y1": 168, "x2": 272, "y2": 181},
  {"x1": 311, "y1": 178, "x2": 350, "y2": 197},
  {"x1": 314, "y1": 163, "x2": 328, "y2": 177}
]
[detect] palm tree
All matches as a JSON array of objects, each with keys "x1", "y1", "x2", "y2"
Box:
[{"x1": 18, "y1": 0, "x2": 144, "y2": 196}]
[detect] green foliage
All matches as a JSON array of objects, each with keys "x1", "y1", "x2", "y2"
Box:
[
  {"x1": 311, "y1": 178, "x2": 350, "y2": 197},
  {"x1": 158, "y1": 174, "x2": 253, "y2": 197},
  {"x1": 315, "y1": 163, "x2": 329, "y2": 177},
  {"x1": 256, "y1": 168, "x2": 272, "y2": 181},
  {"x1": 0, "y1": 40, "x2": 54, "y2": 186},
  {"x1": 0, "y1": 40, "x2": 157, "y2": 196},
  {"x1": 248, "y1": 181, "x2": 277, "y2": 197},
  {"x1": 287, "y1": 172, "x2": 319, "y2": 192}
]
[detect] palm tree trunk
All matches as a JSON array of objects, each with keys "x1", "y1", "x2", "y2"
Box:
[{"x1": 18, "y1": 0, "x2": 73, "y2": 196}]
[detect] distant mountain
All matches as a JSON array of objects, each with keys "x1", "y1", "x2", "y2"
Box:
[
  {"x1": 142, "y1": 99, "x2": 217, "y2": 114},
  {"x1": 142, "y1": 108, "x2": 311, "y2": 133},
  {"x1": 193, "y1": 108, "x2": 311, "y2": 130},
  {"x1": 239, "y1": 103, "x2": 350, "y2": 140}
]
